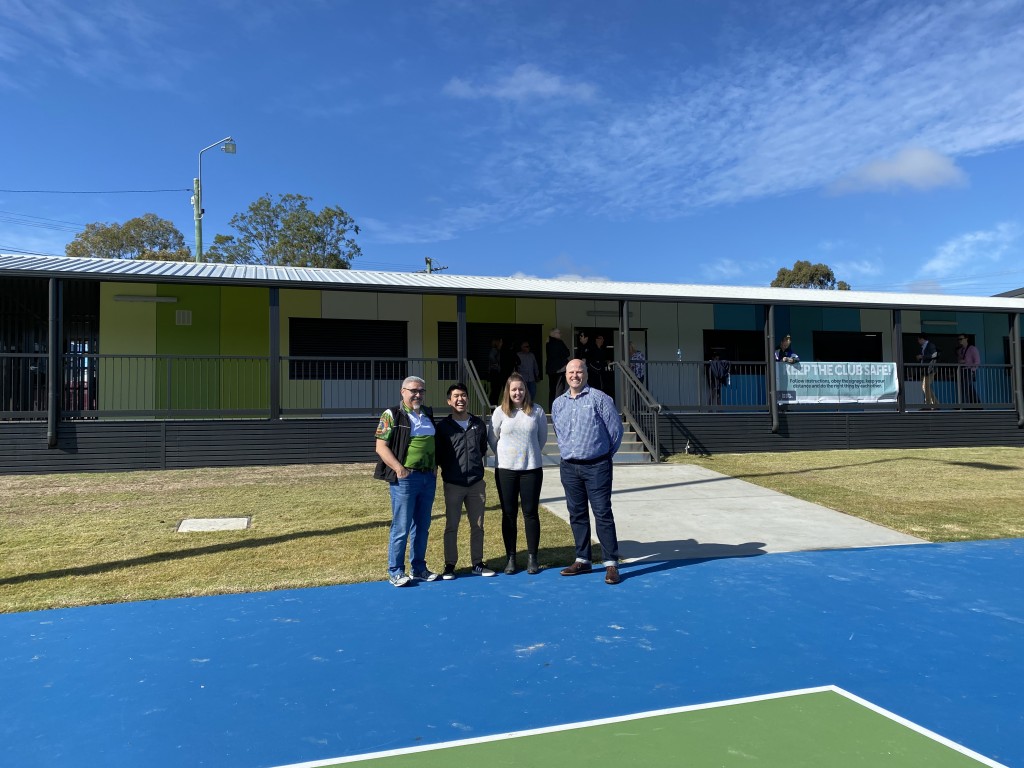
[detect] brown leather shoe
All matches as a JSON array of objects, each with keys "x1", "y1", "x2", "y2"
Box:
[
  {"x1": 604, "y1": 565, "x2": 621, "y2": 585},
  {"x1": 560, "y1": 561, "x2": 592, "y2": 576}
]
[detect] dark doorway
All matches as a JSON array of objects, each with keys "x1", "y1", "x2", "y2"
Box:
[{"x1": 438, "y1": 322, "x2": 544, "y2": 400}]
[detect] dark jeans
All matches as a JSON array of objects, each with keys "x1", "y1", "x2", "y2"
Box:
[
  {"x1": 495, "y1": 467, "x2": 543, "y2": 556},
  {"x1": 559, "y1": 458, "x2": 618, "y2": 564}
]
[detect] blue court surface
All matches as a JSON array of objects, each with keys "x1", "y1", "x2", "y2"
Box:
[{"x1": 1, "y1": 539, "x2": 1022, "y2": 768}]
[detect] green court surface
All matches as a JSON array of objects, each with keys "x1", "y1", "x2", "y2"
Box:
[{"x1": 297, "y1": 688, "x2": 1001, "y2": 768}]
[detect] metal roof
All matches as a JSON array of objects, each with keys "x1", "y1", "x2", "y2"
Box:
[{"x1": 3, "y1": 253, "x2": 1024, "y2": 313}]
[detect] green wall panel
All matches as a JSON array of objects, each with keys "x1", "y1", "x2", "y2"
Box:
[
  {"x1": 423, "y1": 294, "x2": 456, "y2": 358},
  {"x1": 279, "y1": 289, "x2": 322, "y2": 411},
  {"x1": 221, "y1": 286, "x2": 269, "y2": 355},
  {"x1": 156, "y1": 285, "x2": 220, "y2": 410},
  {"x1": 98, "y1": 283, "x2": 157, "y2": 412},
  {"x1": 467, "y1": 296, "x2": 515, "y2": 323},
  {"x1": 220, "y1": 286, "x2": 270, "y2": 411}
]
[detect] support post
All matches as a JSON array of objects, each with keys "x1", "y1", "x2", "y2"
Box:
[
  {"x1": 1012, "y1": 312, "x2": 1023, "y2": 428},
  {"x1": 893, "y1": 309, "x2": 905, "y2": 413},
  {"x1": 269, "y1": 288, "x2": 280, "y2": 420},
  {"x1": 47, "y1": 278, "x2": 61, "y2": 448},
  {"x1": 766, "y1": 304, "x2": 778, "y2": 433},
  {"x1": 456, "y1": 294, "x2": 467, "y2": 375}
]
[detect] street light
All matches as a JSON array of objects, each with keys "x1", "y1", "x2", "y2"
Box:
[{"x1": 192, "y1": 136, "x2": 237, "y2": 262}]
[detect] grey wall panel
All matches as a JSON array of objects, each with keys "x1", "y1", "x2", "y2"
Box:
[
  {"x1": 3, "y1": 412, "x2": 1022, "y2": 474},
  {"x1": 659, "y1": 411, "x2": 1024, "y2": 455}
]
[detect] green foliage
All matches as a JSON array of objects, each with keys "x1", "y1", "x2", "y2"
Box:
[
  {"x1": 771, "y1": 260, "x2": 851, "y2": 290},
  {"x1": 65, "y1": 213, "x2": 192, "y2": 261},
  {"x1": 207, "y1": 193, "x2": 361, "y2": 268}
]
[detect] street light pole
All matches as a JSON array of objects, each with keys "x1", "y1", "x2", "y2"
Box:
[{"x1": 192, "y1": 136, "x2": 236, "y2": 262}]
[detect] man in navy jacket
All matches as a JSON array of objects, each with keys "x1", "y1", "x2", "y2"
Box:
[{"x1": 435, "y1": 383, "x2": 495, "y2": 579}]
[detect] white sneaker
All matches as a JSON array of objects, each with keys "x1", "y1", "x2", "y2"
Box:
[
  {"x1": 388, "y1": 572, "x2": 412, "y2": 587},
  {"x1": 441, "y1": 564, "x2": 457, "y2": 581},
  {"x1": 412, "y1": 569, "x2": 439, "y2": 582},
  {"x1": 472, "y1": 563, "x2": 496, "y2": 577}
]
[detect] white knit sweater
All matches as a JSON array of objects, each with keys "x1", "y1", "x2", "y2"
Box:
[{"x1": 488, "y1": 406, "x2": 548, "y2": 470}]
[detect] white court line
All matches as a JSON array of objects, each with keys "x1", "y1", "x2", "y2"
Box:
[
  {"x1": 268, "y1": 684, "x2": 1006, "y2": 768},
  {"x1": 830, "y1": 687, "x2": 1008, "y2": 768}
]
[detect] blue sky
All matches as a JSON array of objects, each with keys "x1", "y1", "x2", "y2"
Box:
[{"x1": 2, "y1": 0, "x2": 1024, "y2": 295}]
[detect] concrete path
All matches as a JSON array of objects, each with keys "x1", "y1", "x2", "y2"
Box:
[{"x1": 538, "y1": 463, "x2": 924, "y2": 562}]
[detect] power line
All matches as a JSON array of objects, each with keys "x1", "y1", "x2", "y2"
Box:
[
  {"x1": 0, "y1": 211, "x2": 84, "y2": 233},
  {"x1": 0, "y1": 244, "x2": 64, "y2": 257},
  {"x1": 0, "y1": 188, "x2": 190, "y2": 194}
]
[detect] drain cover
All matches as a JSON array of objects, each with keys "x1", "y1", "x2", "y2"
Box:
[{"x1": 177, "y1": 517, "x2": 251, "y2": 532}]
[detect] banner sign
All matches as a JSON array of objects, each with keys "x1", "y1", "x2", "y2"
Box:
[{"x1": 776, "y1": 362, "x2": 899, "y2": 404}]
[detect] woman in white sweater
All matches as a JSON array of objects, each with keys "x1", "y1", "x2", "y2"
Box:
[{"x1": 489, "y1": 373, "x2": 548, "y2": 574}]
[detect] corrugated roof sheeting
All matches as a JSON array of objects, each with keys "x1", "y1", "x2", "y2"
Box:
[{"x1": 2, "y1": 254, "x2": 1024, "y2": 312}]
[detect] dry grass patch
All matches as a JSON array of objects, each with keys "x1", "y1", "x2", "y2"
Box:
[
  {"x1": 0, "y1": 464, "x2": 576, "y2": 613},
  {"x1": 669, "y1": 446, "x2": 1024, "y2": 542}
]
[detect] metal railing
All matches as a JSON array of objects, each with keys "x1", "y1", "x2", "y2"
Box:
[
  {"x1": 0, "y1": 354, "x2": 48, "y2": 418},
  {"x1": 0, "y1": 352, "x2": 1017, "y2": 420},
  {"x1": 280, "y1": 357, "x2": 467, "y2": 417},
  {"x1": 646, "y1": 360, "x2": 768, "y2": 411},
  {"x1": 904, "y1": 363, "x2": 1014, "y2": 408},
  {"x1": 462, "y1": 358, "x2": 491, "y2": 420},
  {"x1": 68, "y1": 354, "x2": 270, "y2": 418},
  {"x1": 613, "y1": 361, "x2": 661, "y2": 461}
]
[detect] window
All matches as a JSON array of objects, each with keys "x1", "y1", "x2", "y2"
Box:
[
  {"x1": 812, "y1": 331, "x2": 884, "y2": 362},
  {"x1": 701, "y1": 330, "x2": 764, "y2": 362},
  {"x1": 289, "y1": 318, "x2": 407, "y2": 380}
]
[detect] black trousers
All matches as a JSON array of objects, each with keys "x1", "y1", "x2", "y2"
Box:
[{"x1": 495, "y1": 467, "x2": 543, "y2": 556}]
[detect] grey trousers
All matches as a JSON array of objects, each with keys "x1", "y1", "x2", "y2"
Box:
[{"x1": 442, "y1": 479, "x2": 487, "y2": 566}]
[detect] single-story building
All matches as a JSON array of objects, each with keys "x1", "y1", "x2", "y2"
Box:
[{"x1": 2, "y1": 254, "x2": 1023, "y2": 474}]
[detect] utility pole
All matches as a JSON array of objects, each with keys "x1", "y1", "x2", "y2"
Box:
[{"x1": 421, "y1": 257, "x2": 448, "y2": 274}]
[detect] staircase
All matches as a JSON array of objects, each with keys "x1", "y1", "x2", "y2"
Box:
[
  {"x1": 485, "y1": 415, "x2": 656, "y2": 466},
  {"x1": 537, "y1": 415, "x2": 654, "y2": 465}
]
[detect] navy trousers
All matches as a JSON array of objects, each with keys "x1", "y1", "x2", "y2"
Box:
[{"x1": 559, "y1": 457, "x2": 618, "y2": 564}]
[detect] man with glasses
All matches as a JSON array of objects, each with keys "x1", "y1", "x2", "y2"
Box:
[
  {"x1": 956, "y1": 334, "x2": 981, "y2": 406},
  {"x1": 374, "y1": 376, "x2": 439, "y2": 586}
]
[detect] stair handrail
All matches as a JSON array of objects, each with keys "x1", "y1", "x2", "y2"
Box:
[
  {"x1": 462, "y1": 358, "x2": 490, "y2": 419},
  {"x1": 613, "y1": 360, "x2": 662, "y2": 462}
]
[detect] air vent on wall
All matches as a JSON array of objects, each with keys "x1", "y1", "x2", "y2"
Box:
[{"x1": 175, "y1": 309, "x2": 192, "y2": 326}]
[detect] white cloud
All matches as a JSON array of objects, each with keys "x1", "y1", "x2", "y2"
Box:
[
  {"x1": 700, "y1": 258, "x2": 746, "y2": 282},
  {"x1": 828, "y1": 147, "x2": 967, "y2": 193},
  {"x1": 833, "y1": 259, "x2": 883, "y2": 277},
  {"x1": 436, "y1": 1, "x2": 1024, "y2": 227},
  {"x1": 443, "y1": 64, "x2": 597, "y2": 103},
  {"x1": 921, "y1": 222, "x2": 1020, "y2": 278},
  {"x1": 0, "y1": 1, "x2": 190, "y2": 90}
]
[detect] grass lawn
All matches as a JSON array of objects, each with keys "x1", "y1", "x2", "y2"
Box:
[
  {"x1": 669, "y1": 446, "x2": 1024, "y2": 542},
  {"x1": 3, "y1": 446, "x2": 1022, "y2": 613},
  {"x1": 0, "y1": 464, "x2": 577, "y2": 614}
]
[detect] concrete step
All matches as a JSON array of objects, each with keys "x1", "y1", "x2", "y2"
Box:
[{"x1": 486, "y1": 413, "x2": 655, "y2": 465}]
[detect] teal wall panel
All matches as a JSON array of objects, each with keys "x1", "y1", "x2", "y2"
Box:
[
  {"x1": 712, "y1": 303, "x2": 761, "y2": 330},
  {"x1": 820, "y1": 307, "x2": 860, "y2": 331}
]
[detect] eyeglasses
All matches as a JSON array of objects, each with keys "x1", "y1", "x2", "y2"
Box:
[{"x1": 403, "y1": 388, "x2": 425, "y2": 395}]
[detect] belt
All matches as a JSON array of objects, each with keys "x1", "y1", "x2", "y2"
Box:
[{"x1": 562, "y1": 453, "x2": 611, "y2": 465}]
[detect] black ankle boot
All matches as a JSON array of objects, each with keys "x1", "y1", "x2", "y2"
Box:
[
  {"x1": 527, "y1": 553, "x2": 539, "y2": 574},
  {"x1": 504, "y1": 555, "x2": 517, "y2": 574}
]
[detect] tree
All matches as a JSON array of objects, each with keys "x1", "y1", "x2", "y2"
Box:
[
  {"x1": 206, "y1": 193, "x2": 361, "y2": 269},
  {"x1": 771, "y1": 260, "x2": 851, "y2": 290},
  {"x1": 65, "y1": 213, "x2": 192, "y2": 261}
]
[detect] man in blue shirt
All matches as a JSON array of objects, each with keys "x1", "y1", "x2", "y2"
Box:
[{"x1": 552, "y1": 359, "x2": 624, "y2": 585}]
